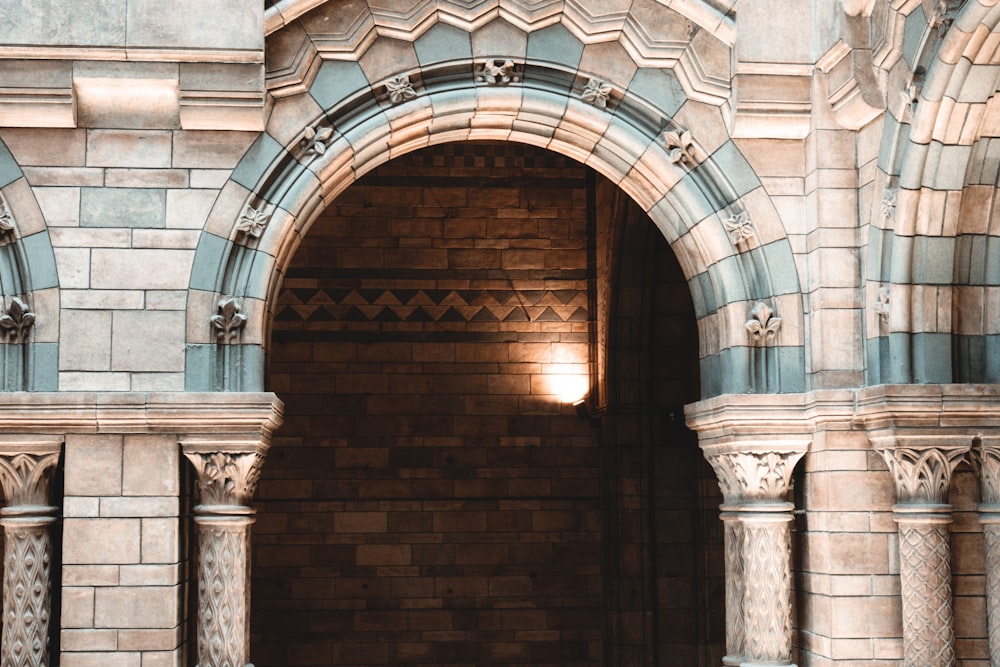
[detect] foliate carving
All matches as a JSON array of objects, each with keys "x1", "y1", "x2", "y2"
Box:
[
  {"x1": 880, "y1": 188, "x2": 897, "y2": 226},
  {"x1": 185, "y1": 450, "x2": 265, "y2": 508},
  {"x1": 196, "y1": 522, "x2": 251, "y2": 667},
  {"x1": 901, "y1": 67, "x2": 925, "y2": 121},
  {"x1": 476, "y1": 59, "x2": 521, "y2": 86},
  {"x1": 742, "y1": 521, "x2": 793, "y2": 663},
  {"x1": 0, "y1": 195, "x2": 15, "y2": 237},
  {"x1": 874, "y1": 285, "x2": 890, "y2": 323},
  {"x1": 0, "y1": 298, "x2": 35, "y2": 343},
  {"x1": 581, "y1": 78, "x2": 613, "y2": 110},
  {"x1": 663, "y1": 127, "x2": 698, "y2": 168},
  {"x1": 972, "y1": 444, "x2": 1000, "y2": 504},
  {"x1": 705, "y1": 450, "x2": 804, "y2": 504},
  {"x1": 300, "y1": 122, "x2": 334, "y2": 156},
  {"x1": 2, "y1": 524, "x2": 52, "y2": 667},
  {"x1": 930, "y1": 0, "x2": 960, "y2": 34},
  {"x1": 0, "y1": 451, "x2": 60, "y2": 508},
  {"x1": 898, "y1": 523, "x2": 955, "y2": 665},
  {"x1": 879, "y1": 446, "x2": 968, "y2": 504},
  {"x1": 745, "y1": 302, "x2": 781, "y2": 346},
  {"x1": 723, "y1": 210, "x2": 756, "y2": 246},
  {"x1": 235, "y1": 204, "x2": 271, "y2": 242},
  {"x1": 210, "y1": 298, "x2": 248, "y2": 342},
  {"x1": 385, "y1": 74, "x2": 417, "y2": 105}
]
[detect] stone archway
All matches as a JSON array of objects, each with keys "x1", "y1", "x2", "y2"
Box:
[
  {"x1": 182, "y1": 6, "x2": 812, "y2": 666},
  {"x1": 185, "y1": 8, "x2": 806, "y2": 399}
]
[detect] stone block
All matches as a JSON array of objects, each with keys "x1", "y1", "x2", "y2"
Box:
[
  {"x1": 55, "y1": 248, "x2": 91, "y2": 289},
  {"x1": 60, "y1": 309, "x2": 112, "y2": 371},
  {"x1": 22, "y1": 167, "x2": 103, "y2": 187},
  {"x1": 62, "y1": 565, "x2": 120, "y2": 587},
  {"x1": 126, "y1": 0, "x2": 262, "y2": 50},
  {"x1": 0, "y1": 128, "x2": 86, "y2": 166},
  {"x1": 61, "y1": 587, "x2": 96, "y2": 628},
  {"x1": 105, "y1": 169, "x2": 189, "y2": 189},
  {"x1": 118, "y1": 564, "x2": 179, "y2": 587},
  {"x1": 80, "y1": 188, "x2": 166, "y2": 228},
  {"x1": 123, "y1": 435, "x2": 179, "y2": 496},
  {"x1": 64, "y1": 497, "x2": 100, "y2": 518},
  {"x1": 63, "y1": 518, "x2": 141, "y2": 565},
  {"x1": 60, "y1": 629, "x2": 118, "y2": 651},
  {"x1": 130, "y1": 373, "x2": 185, "y2": 391},
  {"x1": 34, "y1": 186, "x2": 80, "y2": 227},
  {"x1": 62, "y1": 290, "x2": 144, "y2": 309},
  {"x1": 4, "y1": 0, "x2": 126, "y2": 46},
  {"x1": 99, "y1": 496, "x2": 178, "y2": 518},
  {"x1": 61, "y1": 653, "x2": 140, "y2": 667},
  {"x1": 111, "y1": 310, "x2": 185, "y2": 372},
  {"x1": 86, "y1": 130, "x2": 172, "y2": 168},
  {"x1": 172, "y1": 130, "x2": 257, "y2": 169},
  {"x1": 91, "y1": 249, "x2": 194, "y2": 290},
  {"x1": 118, "y1": 628, "x2": 182, "y2": 652},
  {"x1": 94, "y1": 586, "x2": 179, "y2": 629},
  {"x1": 140, "y1": 518, "x2": 180, "y2": 564},
  {"x1": 164, "y1": 190, "x2": 220, "y2": 231},
  {"x1": 64, "y1": 434, "x2": 122, "y2": 496},
  {"x1": 139, "y1": 652, "x2": 182, "y2": 667}
]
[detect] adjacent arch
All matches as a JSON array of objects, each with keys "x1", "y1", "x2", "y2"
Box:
[
  {"x1": 867, "y1": 0, "x2": 1000, "y2": 384},
  {"x1": 187, "y1": 14, "x2": 805, "y2": 398},
  {"x1": 0, "y1": 137, "x2": 59, "y2": 391}
]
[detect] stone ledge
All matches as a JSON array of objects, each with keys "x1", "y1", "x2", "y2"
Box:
[{"x1": 0, "y1": 392, "x2": 283, "y2": 436}]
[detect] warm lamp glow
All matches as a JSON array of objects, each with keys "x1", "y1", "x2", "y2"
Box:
[{"x1": 547, "y1": 373, "x2": 589, "y2": 404}]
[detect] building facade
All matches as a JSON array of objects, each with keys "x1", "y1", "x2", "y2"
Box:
[{"x1": 0, "y1": 0, "x2": 998, "y2": 665}]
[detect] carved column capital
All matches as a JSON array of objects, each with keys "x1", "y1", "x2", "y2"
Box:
[
  {"x1": 181, "y1": 439, "x2": 268, "y2": 511},
  {"x1": 876, "y1": 442, "x2": 969, "y2": 506},
  {"x1": 703, "y1": 445, "x2": 807, "y2": 506},
  {"x1": 0, "y1": 440, "x2": 62, "y2": 513}
]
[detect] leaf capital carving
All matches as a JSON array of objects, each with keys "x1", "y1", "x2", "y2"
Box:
[
  {"x1": 705, "y1": 449, "x2": 806, "y2": 504},
  {"x1": 182, "y1": 441, "x2": 268, "y2": 508},
  {"x1": 879, "y1": 444, "x2": 969, "y2": 504}
]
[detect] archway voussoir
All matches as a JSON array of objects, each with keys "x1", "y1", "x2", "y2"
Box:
[{"x1": 266, "y1": 93, "x2": 325, "y2": 149}]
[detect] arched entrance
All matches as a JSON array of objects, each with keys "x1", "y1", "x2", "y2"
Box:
[
  {"x1": 182, "y1": 6, "x2": 808, "y2": 666},
  {"x1": 251, "y1": 139, "x2": 722, "y2": 666}
]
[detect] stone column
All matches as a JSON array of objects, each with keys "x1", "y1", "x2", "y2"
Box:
[
  {"x1": 182, "y1": 439, "x2": 268, "y2": 667},
  {"x1": 704, "y1": 446, "x2": 806, "y2": 667},
  {"x1": 878, "y1": 443, "x2": 969, "y2": 667},
  {"x1": 0, "y1": 440, "x2": 62, "y2": 667},
  {"x1": 972, "y1": 440, "x2": 1000, "y2": 665}
]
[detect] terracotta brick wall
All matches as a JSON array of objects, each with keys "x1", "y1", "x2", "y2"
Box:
[{"x1": 252, "y1": 142, "x2": 718, "y2": 666}]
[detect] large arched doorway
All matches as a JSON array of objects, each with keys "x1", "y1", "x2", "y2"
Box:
[{"x1": 250, "y1": 141, "x2": 722, "y2": 665}]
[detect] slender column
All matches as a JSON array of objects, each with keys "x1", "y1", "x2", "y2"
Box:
[
  {"x1": 879, "y1": 444, "x2": 968, "y2": 667},
  {"x1": 0, "y1": 442, "x2": 61, "y2": 667},
  {"x1": 972, "y1": 442, "x2": 1000, "y2": 665},
  {"x1": 183, "y1": 440, "x2": 268, "y2": 667},
  {"x1": 705, "y1": 448, "x2": 805, "y2": 667}
]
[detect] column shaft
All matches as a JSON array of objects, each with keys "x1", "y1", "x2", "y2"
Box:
[
  {"x1": 740, "y1": 509, "x2": 795, "y2": 667},
  {"x1": 721, "y1": 513, "x2": 745, "y2": 666},
  {"x1": 895, "y1": 512, "x2": 955, "y2": 667},
  {"x1": 195, "y1": 513, "x2": 254, "y2": 667},
  {"x1": 1, "y1": 515, "x2": 55, "y2": 667},
  {"x1": 983, "y1": 520, "x2": 1000, "y2": 664}
]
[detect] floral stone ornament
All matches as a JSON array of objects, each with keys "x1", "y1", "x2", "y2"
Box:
[
  {"x1": 0, "y1": 297, "x2": 35, "y2": 342},
  {"x1": 745, "y1": 301, "x2": 781, "y2": 345},
  {"x1": 477, "y1": 59, "x2": 521, "y2": 86},
  {"x1": 210, "y1": 297, "x2": 248, "y2": 342},
  {"x1": 385, "y1": 74, "x2": 417, "y2": 105}
]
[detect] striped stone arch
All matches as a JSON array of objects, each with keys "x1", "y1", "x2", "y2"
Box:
[
  {"x1": 0, "y1": 137, "x2": 59, "y2": 391},
  {"x1": 186, "y1": 2, "x2": 806, "y2": 398},
  {"x1": 867, "y1": 0, "x2": 1000, "y2": 384}
]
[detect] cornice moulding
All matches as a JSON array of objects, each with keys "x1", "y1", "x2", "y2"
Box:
[{"x1": 0, "y1": 392, "x2": 284, "y2": 436}]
